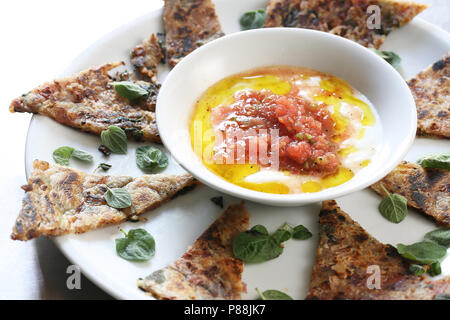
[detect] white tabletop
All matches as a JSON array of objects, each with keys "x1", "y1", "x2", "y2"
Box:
[{"x1": 0, "y1": 0, "x2": 448, "y2": 299}]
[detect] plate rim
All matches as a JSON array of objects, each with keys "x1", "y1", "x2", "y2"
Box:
[{"x1": 22, "y1": 4, "x2": 450, "y2": 299}]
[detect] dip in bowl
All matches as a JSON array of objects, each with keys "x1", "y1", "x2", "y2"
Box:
[{"x1": 156, "y1": 28, "x2": 416, "y2": 206}]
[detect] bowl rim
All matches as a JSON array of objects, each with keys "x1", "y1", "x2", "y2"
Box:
[{"x1": 156, "y1": 27, "x2": 417, "y2": 206}]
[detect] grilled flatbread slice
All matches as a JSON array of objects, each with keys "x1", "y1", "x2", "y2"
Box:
[
  {"x1": 265, "y1": 0, "x2": 428, "y2": 49},
  {"x1": 407, "y1": 52, "x2": 450, "y2": 138},
  {"x1": 137, "y1": 202, "x2": 249, "y2": 300},
  {"x1": 371, "y1": 161, "x2": 450, "y2": 228},
  {"x1": 163, "y1": 0, "x2": 224, "y2": 68},
  {"x1": 12, "y1": 160, "x2": 195, "y2": 241},
  {"x1": 10, "y1": 62, "x2": 161, "y2": 142},
  {"x1": 307, "y1": 200, "x2": 450, "y2": 300},
  {"x1": 131, "y1": 33, "x2": 165, "y2": 82}
]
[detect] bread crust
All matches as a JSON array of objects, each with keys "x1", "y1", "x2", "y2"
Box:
[
  {"x1": 12, "y1": 160, "x2": 195, "y2": 241},
  {"x1": 265, "y1": 0, "x2": 428, "y2": 48},
  {"x1": 10, "y1": 62, "x2": 161, "y2": 143},
  {"x1": 307, "y1": 200, "x2": 450, "y2": 300},
  {"x1": 137, "y1": 202, "x2": 249, "y2": 300},
  {"x1": 371, "y1": 161, "x2": 450, "y2": 228}
]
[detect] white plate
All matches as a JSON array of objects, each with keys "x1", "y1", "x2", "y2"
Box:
[{"x1": 25, "y1": 0, "x2": 450, "y2": 300}]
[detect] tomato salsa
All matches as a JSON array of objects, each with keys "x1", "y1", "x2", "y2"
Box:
[
  {"x1": 211, "y1": 90, "x2": 340, "y2": 175},
  {"x1": 190, "y1": 66, "x2": 378, "y2": 194}
]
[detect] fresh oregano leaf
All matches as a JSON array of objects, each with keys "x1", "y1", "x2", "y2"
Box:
[
  {"x1": 53, "y1": 146, "x2": 93, "y2": 166},
  {"x1": 240, "y1": 9, "x2": 266, "y2": 30},
  {"x1": 272, "y1": 223, "x2": 293, "y2": 243},
  {"x1": 115, "y1": 228, "x2": 155, "y2": 261},
  {"x1": 429, "y1": 261, "x2": 442, "y2": 277},
  {"x1": 378, "y1": 184, "x2": 407, "y2": 223},
  {"x1": 112, "y1": 81, "x2": 148, "y2": 101},
  {"x1": 104, "y1": 187, "x2": 132, "y2": 209},
  {"x1": 256, "y1": 288, "x2": 293, "y2": 300},
  {"x1": 417, "y1": 151, "x2": 450, "y2": 170},
  {"x1": 101, "y1": 125, "x2": 128, "y2": 154},
  {"x1": 397, "y1": 241, "x2": 447, "y2": 265},
  {"x1": 233, "y1": 230, "x2": 283, "y2": 263},
  {"x1": 292, "y1": 225, "x2": 313, "y2": 240},
  {"x1": 250, "y1": 225, "x2": 269, "y2": 236},
  {"x1": 424, "y1": 229, "x2": 450, "y2": 248},
  {"x1": 136, "y1": 146, "x2": 168, "y2": 172},
  {"x1": 53, "y1": 146, "x2": 74, "y2": 166},
  {"x1": 409, "y1": 264, "x2": 426, "y2": 276},
  {"x1": 71, "y1": 149, "x2": 93, "y2": 162},
  {"x1": 369, "y1": 49, "x2": 402, "y2": 69}
]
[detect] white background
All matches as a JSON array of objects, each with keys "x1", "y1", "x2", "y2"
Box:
[{"x1": 0, "y1": 0, "x2": 448, "y2": 299}]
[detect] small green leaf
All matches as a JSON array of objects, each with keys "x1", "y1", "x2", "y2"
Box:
[
  {"x1": 115, "y1": 228, "x2": 155, "y2": 261},
  {"x1": 250, "y1": 225, "x2": 269, "y2": 236},
  {"x1": 256, "y1": 288, "x2": 293, "y2": 300},
  {"x1": 417, "y1": 151, "x2": 450, "y2": 170},
  {"x1": 136, "y1": 146, "x2": 168, "y2": 172},
  {"x1": 233, "y1": 230, "x2": 283, "y2": 263},
  {"x1": 71, "y1": 149, "x2": 93, "y2": 162},
  {"x1": 272, "y1": 223, "x2": 293, "y2": 243},
  {"x1": 105, "y1": 187, "x2": 132, "y2": 209},
  {"x1": 112, "y1": 81, "x2": 148, "y2": 101},
  {"x1": 429, "y1": 262, "x2": 442, "y2": 277},
  {"x1": 397, "y1": 241, "x2": 447, "y2": 265},
  {"x1": 369, "y1": 49, "x2": 402, "y2": 69},
  {"x1": 53, "y1": 146, "x2": 74, "y2": 166},
  {"x1": 292, "y1": 225, "x2": 313, "y2": 240},
  {"x1": 409, "y1": 264, "x2": 426, "y2": 276},
  {"x1": 424, "y1": 229, "x2": 450, "y2": 248},
  {"x1": 101, "y1": 126, "x2": 128, "y2": 154},
  {"x1": 378, "y1": 185, "x2": 407, "y2": 223},
  {"x1": 240, "y1": 9, "x2": 266, "y2": 30}
]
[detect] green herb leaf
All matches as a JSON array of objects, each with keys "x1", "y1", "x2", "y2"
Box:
[
  {"x1": 369, "y1": 49, "x2": 402, "y2": 69},
  {"x1": 292, "y1": 225, "x2": 313, "y2": 240},
  {"x1": 429, "y1": 262, "x2": 442, "y2": 277},
  {"x1": 256, "y1": 288, "x2": 293, "y2": 300},
  {"x1": 101, "y1": 126, "x2": 128, "y2": 154},
  {"x1": 417, "y1": 151, "x2": 450, "y2": 170},
  {"x1": 115, "y1": 228, "x2": 155, "y2": 261},
  {"x1": 96, "y1": 163, "x2": 112, "y2": 172},
  {"x1": 409, "y1": 264, "x2": 426, "y2": 276},
  {"x1": 233, "y1": 230, "x2": 283, "y2": 263},
  {"x1": 378, "y1": 185, "x2": 407, "y2": 223},
  {"x1": 397, "y1": 241, "x2": 447, "y2": 265},
  {"x1": 250, "y1": 225, "x2": 269, "y2": 236},
  {"x1": 424, "y1": 229, "x2": 450, "y2": 248},
  {"x1": 105, "y1": 187, "x2": 132, "y2": 209},
  {"x1": 136, "y1": 146, "x2": 168, "y2": 172},
  {"x1": 272, "y1": 223, "x2": 293, "y2": 243},
  {"x1": 240, "y1": 9, "x2": 266, "y2": 30},
  {"x1": 71, "y1": 149, "x2": 93, "y2": 162},
  {"x1": 53, "y1": 146, "x2": 74, "y2": 166},
  {"x1": 112, "y1": 81, "x2": 148, "y2": 101}
]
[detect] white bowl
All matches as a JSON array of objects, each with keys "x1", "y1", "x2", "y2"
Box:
[{"x1": 156, "y1": 28, "x2": 416, "y2": 206}]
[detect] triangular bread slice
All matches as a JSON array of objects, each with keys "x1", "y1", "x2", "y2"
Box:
[
  {"x1": 10, "y1": 62, "x2": 161, "y2": 143},
  {"x1": 163, "y1": 0, "x2": 224, "y2": 67},
  {"x1": 407, "y1": 52, "x2": 449, "y2": 138},
  {"x1": 137, "y1": 202, "x2": 249, "y2": 300},
  {"x1": 12, "y1": 160, "x2": 195, "y2": 241},
  {"x1": 371, "y1": 161, "x2": 450, "y2": 228},
  {"x1": 265, "y1": 0, "x2": 428, "y2": 48},
  {"x1": 307, "y1": 200, "x2": 450, "y2": 299}
]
